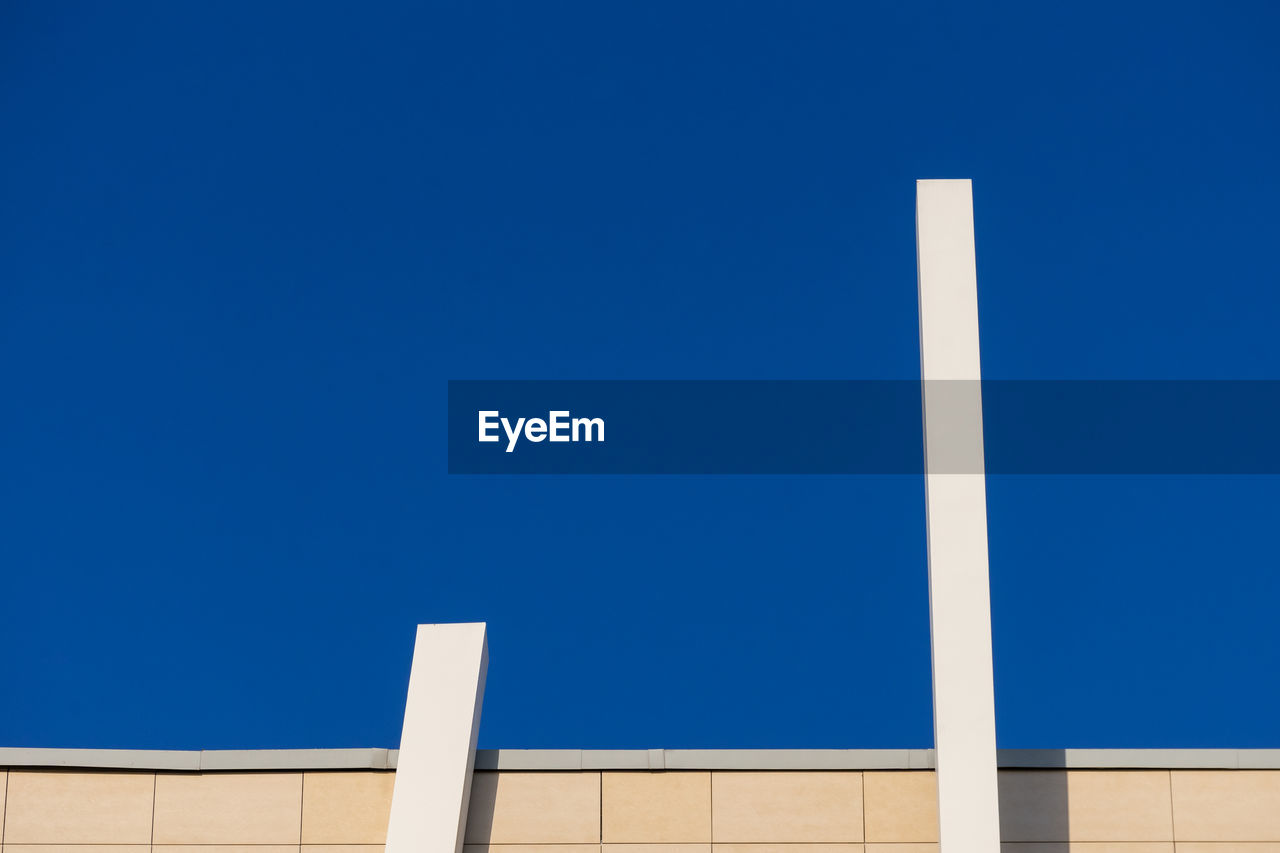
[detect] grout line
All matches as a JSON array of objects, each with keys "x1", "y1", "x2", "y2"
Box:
[
  {"x1": 860, "y1": 770, "x2": 866, "y2": 845},
  {"x1": 298, "y1": 773, "x2": 306, "y2": 849},
  {"x1": 149, "y1": 773, "x2": 157, "y2": 853},
  {"x1": 3, "y1": 769, "x2": 8, "y2": 847},
  {"x1": 709, "y1": 770, "x2": 714, "y2": 845}
]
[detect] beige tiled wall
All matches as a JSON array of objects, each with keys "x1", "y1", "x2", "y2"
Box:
[
  {"x1": 4, "y1": 771, "x2": 155, "y2": 844},
  {"x1": 467, "y1": 772, "x2": 601, "y2": 845},
  {"x1": 713, "y1": 772, "x2": 862, "y2": 843},
  {"x1": 604, "y1": 772, "x2": 710, "y2": 843},
  {"x1": 998, "y1": 771, "x2": 1174, "y2": 843},
  {"x1": 302, "y1": 772, "x2": 396, "y2": 845},
  {"x1": 864, "y1": 773, "x2": 938, "y2": 843},
  {"x1": 153, "y1": 772, "x2": 303, "y2": 844},
  {"x1": 0, "y1": 769, "x2": 392, "y2": 853},
  {"x1": 2, "y1": 768, "x2": 1280, "y2": 853},
  {"x1": 1171, "y1": 771, "x2": 1280, "y2": 843}
]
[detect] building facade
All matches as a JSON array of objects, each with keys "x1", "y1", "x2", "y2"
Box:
[{"x1": 2, "y1": 749, "x2": 1278, "y2": 853}]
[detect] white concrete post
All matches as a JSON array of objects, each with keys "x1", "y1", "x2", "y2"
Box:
[
  {"x1": 916, "y1": 179, "x2": 1002, "y2": 853},
  {"x1": 385, "y1": 623, "x2": 489, "y2": 853}
]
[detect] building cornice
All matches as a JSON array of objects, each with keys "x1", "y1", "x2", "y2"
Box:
[{"x1": 2, "y1": 747, "x2": 1279, "y2": 772}]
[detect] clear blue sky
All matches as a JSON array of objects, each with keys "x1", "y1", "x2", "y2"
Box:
[{"x1": 2, "y1": 2, "x2": 1277, "y2": 750}]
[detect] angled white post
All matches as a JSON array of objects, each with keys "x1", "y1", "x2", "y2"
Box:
[
  {"x1": 386, "y1": 623, "x2": 489, "y2": 853},
  {"x1": 916, "y1": 179, "x2": 1001, "y2": 853}
]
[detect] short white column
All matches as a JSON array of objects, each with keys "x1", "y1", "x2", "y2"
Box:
[
  {"x1": 916, "y1": 179, "x2": 1002, "y2": 853},
  {"x1": 385, "y1": 623, "x2": 489, "y2": 853}
]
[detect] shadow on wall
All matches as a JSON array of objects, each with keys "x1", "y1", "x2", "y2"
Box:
[
  {"x1": 998, "y1": 750, "x2": 1071, "y2": 846},
  {"x1": 464, "y1": 772, "x2": 500, "y2": 845},
  {"x1": 468, "y1": 768, "x2": 512, "y2": 840}
]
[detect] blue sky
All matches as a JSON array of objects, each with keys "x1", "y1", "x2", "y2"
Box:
[{"x1": 2, "y1": 1, "x2": 1278, "y2": 750}]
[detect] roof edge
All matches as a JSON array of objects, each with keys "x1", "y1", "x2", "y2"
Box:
[{"x1": 3, "y1": 747, "x2": 1279, "y2": 771}]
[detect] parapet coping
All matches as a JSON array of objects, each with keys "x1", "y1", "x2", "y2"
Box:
[{"x1": 2, "y1": 747, "x2": 1279, "y2": 771}]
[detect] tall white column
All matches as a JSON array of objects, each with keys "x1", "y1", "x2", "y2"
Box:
[
  {"x1": 385, "y1": 623, "x2": 489, "y2": 853},
  {"x1": 916, "y1": 179, "x2": 1001, "y2": 853}
]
